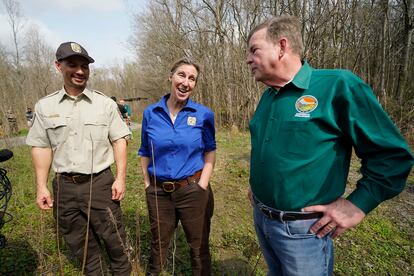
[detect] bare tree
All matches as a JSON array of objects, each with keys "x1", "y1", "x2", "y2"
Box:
[
  {"x1": 2, "y1": 0, "x2": 25, "y2": 69},
  {"x1": 380, "y1": 0, "x2": 389, "y2": 102},
  {"x1": 23, "y1": 25, "x2": 55, "y2": 104},
  {"x1": 395, "y1": 0, "x2": 413, "y2": 102},
  {"x1": 1, "y1": 0, "x2": 412, "y2": 138}
]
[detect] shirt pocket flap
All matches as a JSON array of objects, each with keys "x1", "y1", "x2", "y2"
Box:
[
  {"x1": 44, "y1": 117, "x2": 67, "y2": 129},
  {"x1": 84, "y1": 116, "x2": 108, "y2": 126},
  {"x1": 84, "y1": 115, "x2": 109, "y2": 141}
]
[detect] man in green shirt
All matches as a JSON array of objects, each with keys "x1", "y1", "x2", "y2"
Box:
[{"x1": 246, "y1": 16, "x2": 413, "y2": 276}]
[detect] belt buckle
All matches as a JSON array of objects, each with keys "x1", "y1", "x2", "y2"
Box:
[
  {"x1": 72, "y1": 174, "x2": 89, "y2": 183},
  {"x1": 261, "y1": 207, "x2": 284, "y2": 222},
  {"x1": 162, "y1": 181, "x2": 175, "y2": 192},
  {"x1": 279, "y1": 211, "x2": 285, "y2": 222},
  {"x1": 261, "y1": 207, "x2": 273, "y2": 219},
  {"x1": 71, "y1": 175, "x2": 79, "y2": 183}
]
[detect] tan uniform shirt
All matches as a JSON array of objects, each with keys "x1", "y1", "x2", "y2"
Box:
[{"x1": 26, "y1": 88, "x2": 131, "y2": 174}]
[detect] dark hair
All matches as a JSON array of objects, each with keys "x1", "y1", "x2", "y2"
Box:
[
  {"x1": 110, "y1": 96, "x2": 117, "y2": 102},
  {"x1": 247, "y1": 15, "x2": 304, "y2": 57},
  {"x1": 170, "y1": 58, "x2": 201, "y2": 81}
]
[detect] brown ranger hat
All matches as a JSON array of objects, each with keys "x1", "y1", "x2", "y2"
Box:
[{"x1": 55, "y1": 41, "x2": 95, "y2": 63}]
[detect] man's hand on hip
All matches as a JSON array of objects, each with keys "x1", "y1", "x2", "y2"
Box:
[
  {"x1": 112, "y1": 179, "x2": 126, "y2": 201},
  {"x1": 36, "y1": 186, "x2": 53, "y2": 210},
  {"x1": 303, "y1": 198, "x2": 366, "y2": 238}
]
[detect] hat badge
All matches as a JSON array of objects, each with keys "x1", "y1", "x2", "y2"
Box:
[{"x1": 70, "y1": 43, "x2": 82, "y2": 53}]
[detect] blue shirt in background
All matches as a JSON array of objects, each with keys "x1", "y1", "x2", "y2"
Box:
[{"x1": 138, "y1": 94, "x2": 216, "y2": 181}]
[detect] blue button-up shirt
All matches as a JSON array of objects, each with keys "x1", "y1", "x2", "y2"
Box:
[{"x1": 138, "y1": 94, "x2": 216, "y2": 181}]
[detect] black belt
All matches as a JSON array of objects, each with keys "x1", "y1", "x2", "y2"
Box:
[
  {"x1": 259, "y1": 206, "x2": 323, "y2": 221},
  {"x1": 254, "y1": 196, "x2": 323, "y2": 222},
  {"x1": 59, "y1": 168, "x2": 109, "y2": 183}
]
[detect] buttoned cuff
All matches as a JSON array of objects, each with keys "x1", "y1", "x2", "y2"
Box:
[
  {"x1": 346, "y1": 187, "x2": 380, "y2": 214},
  {"x1": 204, "y1": 143, "x2": 216, "y2": 152},
  {"x1": 138, "y1": 148, "x2": 150, "y2": 157}
]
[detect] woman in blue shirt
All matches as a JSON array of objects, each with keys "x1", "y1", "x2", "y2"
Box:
[{"x1": 138, "y1": 58, "x2": 216, "y2": 275}]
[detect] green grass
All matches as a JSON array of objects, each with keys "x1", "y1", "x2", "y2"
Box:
[
  {"x1": 0, "y1": 127, "x2": 29, "y2": 138},
  {"x1": 0, "y1": 129, "x2": 413, "y2": 275},
  {"x1": 17, "y1": 129, "x2": 29, "y2": 137}
]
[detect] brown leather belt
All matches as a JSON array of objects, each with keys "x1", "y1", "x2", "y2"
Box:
[
  {"x1": 59, "y1": 168, "x2": 108, "y2": 184},
  {"x1": 150, "y1": 170, "x2": 202, "y2": 193}
]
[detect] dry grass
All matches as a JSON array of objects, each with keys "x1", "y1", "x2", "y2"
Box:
[{"x1": 0, "y1": 129, "x2": 413, "y2": 275}]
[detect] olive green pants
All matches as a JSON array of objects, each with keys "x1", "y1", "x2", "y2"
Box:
[{"x1": 52, "y1": 168, "x2": 131, "y2": 276}]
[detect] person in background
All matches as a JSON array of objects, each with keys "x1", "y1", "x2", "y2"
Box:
[
  {"x1": 26, "y1": 41, "x2": 131, "y2": 275},
  {"x1": 111, "y1": 96, "x2": 128, "y2": 120},
  {"x1": 120, "y1": 99, "x2": 132, "y2": 123},
  {"x1": 138, "y1": 58, "x2": 216, "y2": 276},
  {"x1": 25, "y1": 107, "x2": 34, "y2": 127},
  {"x1": 6, "y1": 109, "x2": 18, "y2": 134},
  {"x1": 119, "y1": 99, "x2": 132, "y2": 138},
  {"x1": 246, "y1": 16, "x2": 413, "y2": 275},
  {"x1": 111, "y1": 96, "x2": 129, "y2": 123}
]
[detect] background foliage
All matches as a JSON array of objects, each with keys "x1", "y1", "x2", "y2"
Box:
[{"x1": 0, "y1": 0, "x2": 413, "y2": 141}]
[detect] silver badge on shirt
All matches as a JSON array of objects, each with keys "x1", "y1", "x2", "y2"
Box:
[{"x1": 187, "y1": 116, "x2": 196, "y2": 126}]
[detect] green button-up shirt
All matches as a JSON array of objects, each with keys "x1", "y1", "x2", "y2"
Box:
[{"x1": 249, "y1": 61, "x2": 413, "y2": 214}]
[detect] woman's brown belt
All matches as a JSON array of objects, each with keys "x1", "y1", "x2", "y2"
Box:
[{"x1": 150, "y1": 170, "x2": 202, "y2": 192}]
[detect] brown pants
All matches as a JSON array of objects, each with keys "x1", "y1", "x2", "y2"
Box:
[
  {"x1": 52, "y1": 168, "x2": 131, "y2": 276},
  {"x1": 145, "y1": 181, "x2": 214, "y2": 276}
]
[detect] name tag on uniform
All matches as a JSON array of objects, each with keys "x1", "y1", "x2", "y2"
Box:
[
  {"x1": 48, "y1": 114, "x2": 60, "y2": 118},
  {"x1": 187, "y1": 116, "x2": 196, "y2": 126}
]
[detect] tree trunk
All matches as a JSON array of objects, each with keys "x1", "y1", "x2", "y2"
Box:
[
  {"x1": 379, "y1": 0, "x2": 388, "y2": 103},
  {"x1": 395, "y1": 0, "x2": 413, "y2": 103}
]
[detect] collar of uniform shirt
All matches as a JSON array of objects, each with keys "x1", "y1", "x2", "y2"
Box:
[{"x1": 58, "y1": 87, "x2": 93, "y2": 103}]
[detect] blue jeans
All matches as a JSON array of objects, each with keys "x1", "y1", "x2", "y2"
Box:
[{"x1": 253, "y1": 201, "x2": 333, "y2": 276}]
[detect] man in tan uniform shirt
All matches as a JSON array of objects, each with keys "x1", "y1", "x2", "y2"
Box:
[{"x1": 26, "y1": 42, "x2": 131, "y2": 275}]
